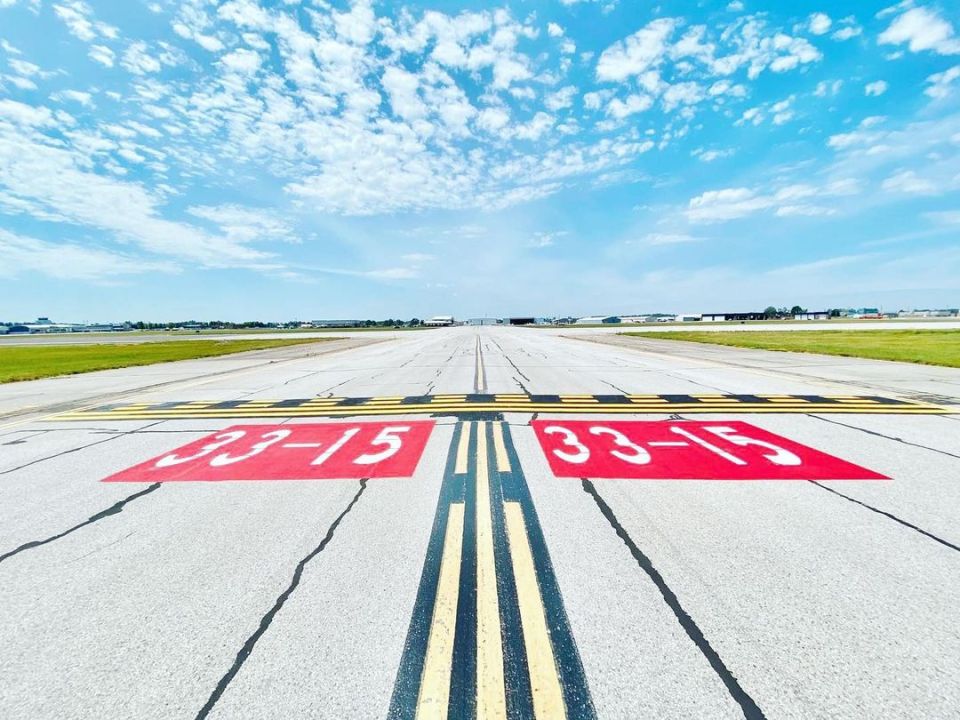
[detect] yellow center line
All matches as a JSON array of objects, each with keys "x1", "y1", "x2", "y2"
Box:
[
  {"x1": 455, "y1": 422, "x2": 472, "y2": 475},
  {"x1": 503, "y1": 502, "x2": 567, "y2": 720},
  {"x1": 475, "y1": 422, "x2": 506, "y2": 720},
  {"x1": 416, "y1": 503, "x2": 466, "y2": 720},
  {"x1": 492, "y1": 421, "x2": 511, "y2": 472}
]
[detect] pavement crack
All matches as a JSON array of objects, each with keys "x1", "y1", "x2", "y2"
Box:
[
  {"x1": 0, "y1": 483, "x2": 161, "y2": 565},
  {"x1": 807, "y1": 481, "x2": 960, "y2": 553},
  {"x1": 195, "y1": 479, "x2": 368, "y2": 720},
  {"x1": 807, "y1": 414, "x2": 960, "y2": 461},
  {"x1": 502, "y1": 351, "x2": 531, "y2": 383},
  {"x1": 601, "y1": 379, "x2": 630, "y2": 394},
  {"x1": 0, "y1": 422, "x2": 162, "y2": 475},
  {"x1": 582, "y1": 479, "x2": 766, "y2": 720}
]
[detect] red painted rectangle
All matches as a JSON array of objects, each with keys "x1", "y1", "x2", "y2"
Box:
[
  {"x1": 532, "y1": 420, "x2": 887, "y2": 480},
  {"x1": 104, "y1": 421, "x2": 435, "y2": 482}
]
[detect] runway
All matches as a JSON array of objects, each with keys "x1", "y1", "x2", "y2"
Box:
[{"x1": 1, "y1": 326, "x2": 958, "y2": 719}]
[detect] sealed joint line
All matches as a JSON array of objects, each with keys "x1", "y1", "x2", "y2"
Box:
[
  {"x1": 0, "y1": 483, "x2": 161, "y2": 565},
  {"x1": 581, "y1": 478, "x2": 766, "y2": 720},
  {"x1": 52, "y1": 394, "x2": 952, "y2": 422},
  {"x1": 195, "y1": 479, "x2": 368, "y2": 720},
  {"x1": 808, "y1": 481, "x2": 960, "y2": 553},
  {"x1": 474, "y1": 335, "x2": 488, "y2": 394}
]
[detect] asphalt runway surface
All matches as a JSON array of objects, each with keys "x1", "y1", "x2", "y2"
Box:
[{"x1": 1, "y1": 327, "x2": 958, "y2": 719}]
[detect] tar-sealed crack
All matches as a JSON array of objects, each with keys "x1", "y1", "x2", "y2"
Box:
[
  {"x1": 808, "y1": 414, "x2": 960, "y2": 461},
  {"x1": 582, "y1": 479, "x2": 766, "y2": 720},
  {"x1": 195, "y1": 479, "x2": 368, "y2": 719},
  {"x1": 807, "y1": 481, "x2": 959, "y2": 553},
  {"x1": 0, "y1": 421, "x2": 162, "y2": 475},
  {"x1": 0, "y1": 483, "x2": 162, "y2": 565}
]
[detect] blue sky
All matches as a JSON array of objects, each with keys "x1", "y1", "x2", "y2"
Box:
[{"x1": 1, "y1": 0, "x2": 958, "y2": 321}]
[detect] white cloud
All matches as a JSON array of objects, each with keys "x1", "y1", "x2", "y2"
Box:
[
  {"x1": 596, "y1": 18, "x2": 677, "y2": 82},
  {"x1": 0, "y1": 229, "x2": 177, "y2": 280},
  {"x1": 687, "y1": 178, "x2": 861, "y2": 222},
  {"x1": 881, "y1": 169, "x2": 937, "y2": 194},
  {"x1": 775, "y1": 204, "x2": 836, "y2": 217},
  {"x1": 547, "y1": 22, "x2": 564, "y2": 38},
  {"x1": 606, "y1": 93, "x2": 652, "y2": 119},
  {"x1": 693, "y1": 148, "x2": 734, "y2": 162},
  {"x1": 187, "y1": 204, "x2": 296, "y2": 244},
  {"x1": 545, "y1": 85, "x2": 577, "y2": 111},
  {"x1": 878, "y1": 7, "x2": 960, "y2": 55},
  {"x1": 122, "y1": 42, "x2": 162, "y2": 74},
  {"x1": 809, "y1": 13, "x2": 832, "y2": 36},
  {"x1": 54, "y1": 89, "x2": 94, "y2": 106},
  {"x1": 642, "y1": 233, "x2": 702, "y2": 245},
  {"x1": 925, "y1": 65, "x2": 960, "y2": 98},
  {"x1": 832, "y1": 16, "x2": 862, "y2": 41},
  {"x1": 687, "y1": 187, "x2": 773, "y2": 222},
  {"x1": 401, "y1": 252, "x2": 436, "y2": 262},
  {"x1": 221, "y1": 48, "x2": 261, "y2": 75},
  {"x1": 865, "y1": 80, "x2": 889, "y2": 96},
  {"x1": 88, "y1": 44, "x2": 115, "y2": 67},
  {"x1": 814, "y1": 79, "x2": 843, "y2": 96},
  {"x1": 53, "y1": 1, "x2": 117, "y2": 43}
]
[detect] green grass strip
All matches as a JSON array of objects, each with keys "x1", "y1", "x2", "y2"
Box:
[
  {"x1": 0, "y1": 339, "x2": 332, "y2": 383},
  {"x1": 625, "y1": 330, "x2": 960, "y2": 368}
]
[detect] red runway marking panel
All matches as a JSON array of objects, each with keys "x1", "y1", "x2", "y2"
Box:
[
  {"x1": 105, "y1": 421, "x2": 435, "y2": 482},
  {"x1": 532, "y1": 420, "x2": 887, "y2": 480}
]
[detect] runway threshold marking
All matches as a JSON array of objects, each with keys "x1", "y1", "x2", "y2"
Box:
[
  {"x1": 51, "y1": 393, "x2": 953, "y2": 421},
  {"x1": 389, "y1": 421, "x2": 594, "y2": 720}
]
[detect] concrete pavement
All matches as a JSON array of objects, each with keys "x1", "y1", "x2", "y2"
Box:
[{"x1": 1, "y1": 326, "x2": 958, "y2": 719}]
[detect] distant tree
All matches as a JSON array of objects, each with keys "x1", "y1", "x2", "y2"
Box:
[
  {"x1": 409, "y1": 318, "x2": 421, "y2": 326},
  {"x1": 763, "y1": 306, "x2": 778, "y2": 318},
  {"x1": 790, "y1": 305, "x2": 806, "y2": 315}
]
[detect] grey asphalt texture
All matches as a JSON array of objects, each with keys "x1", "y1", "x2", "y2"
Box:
[{"x1": 1, "y1": 326, "x2": 958, "y2": 719}]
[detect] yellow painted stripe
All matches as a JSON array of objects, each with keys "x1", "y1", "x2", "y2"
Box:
[
  {"x1": 53, "y1": 406, "x2": 953, "y2": 420},
  {"x1": 455, "y1": 422, "x2": 472, "y2": 475},
  {"x1": 475, "y1": 422, "x2": 506, "y2": 720},
  {"x1": 416, "y1": 503, "x2": 465, "y2": 720},
  {"x1": 492, "y1": 422, "x2": 510, "y2": 472},
  {"x1": 503, "y1": 502, "x2": 566, "y2": 720}
]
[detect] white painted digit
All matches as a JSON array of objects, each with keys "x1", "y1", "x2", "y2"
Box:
[
  {"x1": 311, "y1": 428, "x2": 360, "y2": 466},
  {"x1": 589, "y1": 426, "x2": 651, "y2": 465},
  {"x1": 354, "y1": 426, "x2": 410, "y2": 465},
  {"x1": 210, "y1": 429, "x2": 292, "y2": 466},
  {"x1": 155, "y1": 430, "x2": 246, "y2": 468},
  {"x1": 704, "y1": 426, "x2": 802, "y2": 466},
  {"x1": 544, "y1": 425, "x2": 590, "y2": 464}
]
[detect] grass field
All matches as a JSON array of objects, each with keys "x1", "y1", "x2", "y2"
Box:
[
  {"x1": 627, "y1": 330, "x2": 960, "y2": 368},
  {"x1": 0, "y1": 338, "x2": 332, "y2": 383}
]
